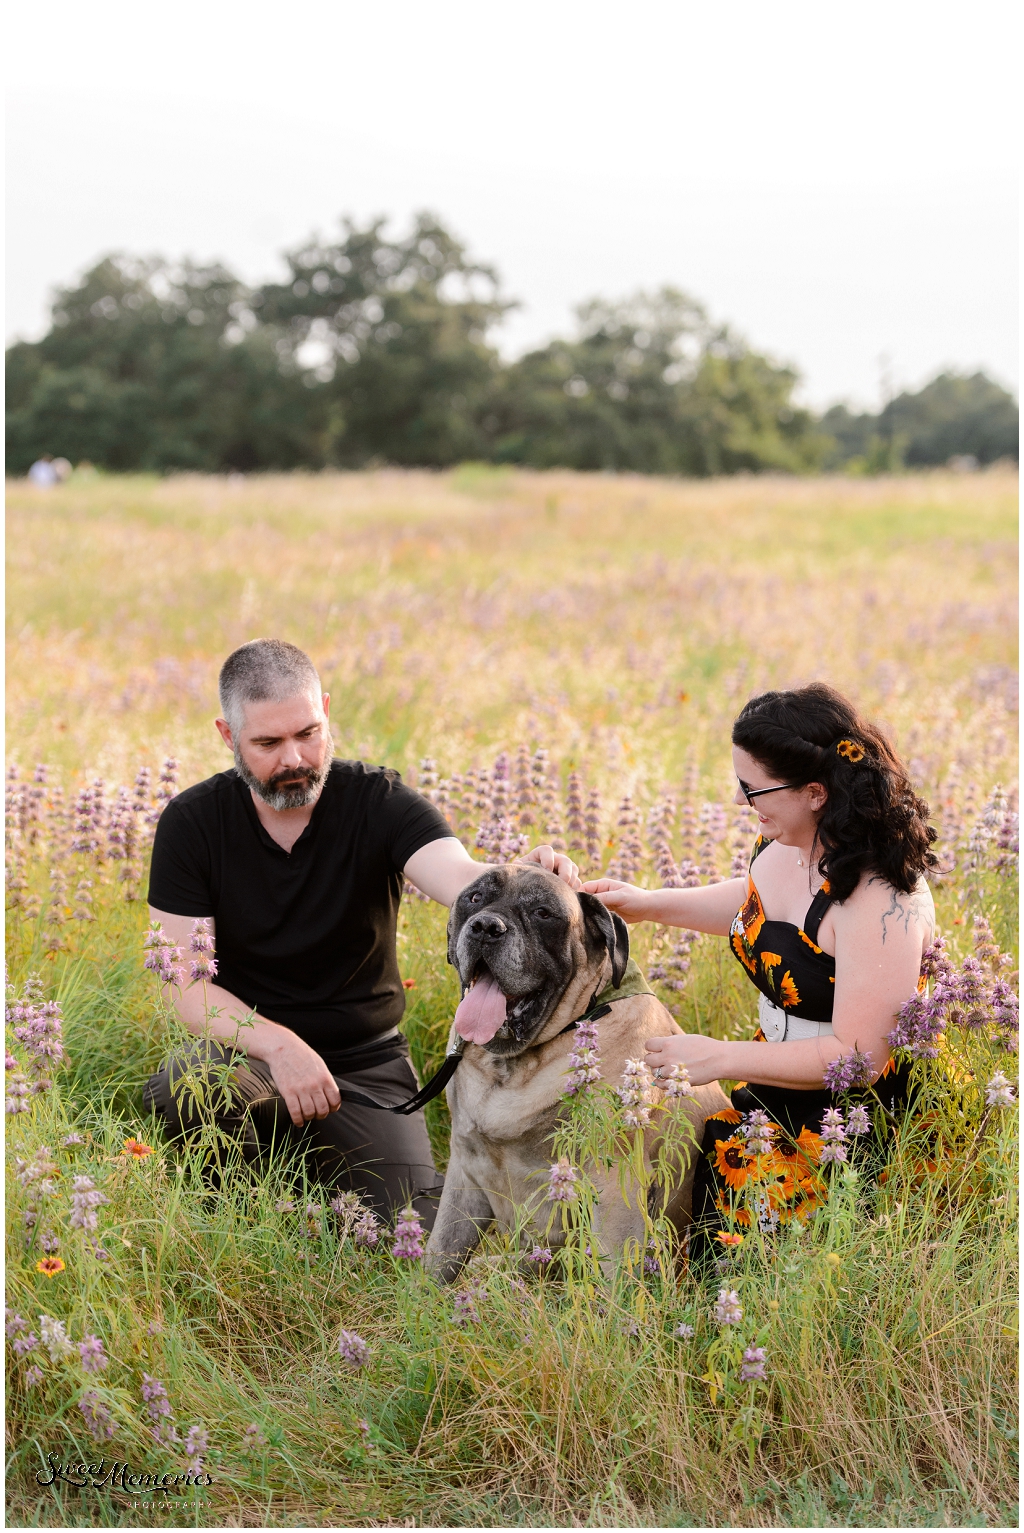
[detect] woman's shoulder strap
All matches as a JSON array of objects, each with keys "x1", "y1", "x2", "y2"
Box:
[
  {"x1": 803, "y1": 879, "x2": 834, "y2": 943},
  {"x1": 749, "y1": 834, "x2": 771, "y2": 871}
]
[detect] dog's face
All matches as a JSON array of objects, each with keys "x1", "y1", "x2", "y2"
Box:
[{"x1": 447, "y1": 864, "x2": 630, "y2": 1058}]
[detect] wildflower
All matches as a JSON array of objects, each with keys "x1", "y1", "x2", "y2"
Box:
[
  {"x1": 62, "y1": 1132, "x2": 84, "y2": 1147},
  {"x1": 6, "y1": 1308, "x2": 28, "y2": 1338},
  {"x1": 87, "y1": 1238, "x2": 110, "y2": 1260},
  {"x1": 70, "y1": 1175, "x2": 109, "y2": 1231},
  {"x1": 564, "y1": 1015, "x2": 602, "y2": 1096},
  {"x1": 526, "y1": 1245, "x2": 553, "y2": 1265},
  {"x1": 36, "y1": 1257, "x2": 65, "y2": 1277},
  {"x1": 617, "y1": 1056, "x2": 653, "y2": 1128},
  {"x1": 6, "y1": 1074, "x2": 30, "y2": 1113},
  {"x1": 79, "y1": 1390, "x2": 116, "y2": 1441},
  {"x1": 661, "y1": 1061, "x2": 694, "y2": 1097},
  {"x1": 716, "y1": 1231, "x2": 744, "y2": 1248},
  {"x1": 822, "y1": 1048, "x2": 875, "y2": 1092},
  {"x1": 845, "y1": 1104, "x2": 871, "y2": 1136},
  {"x1": 742, "y1": 1109, "x2": 775, "y2": 1156},
  {"x1": 124, "y1": 1137, "x2": 154, "y2": 1158},
  {"x1": 39, "y1": 1315, "x2": 74, "y2": 1360},
  {"x1": 140, "y1": 1373, "x2": 176, "y2": 1443},
  {"x1": 24, "y1": 1364, "x2": 44, "y2": 1388},
  {"x1": 353, "y1": 1209, "x2": 380, "y2": 1248},
  {"x1": 985, "y1": 1072, "x2": 1016, "y2": 1108},
  {"x1": 674, "y1": 1322, "x2": 696, "y2": 1339},
  {"x1": 13, "y1": 1332, "x2": 39, "y2": 1357},
  {"x1": 402, "y1": 978, "x2": 416, "y2": 989},
  {"x1": 183, "y1": 1424, "x2": 209, "y2": 1473},
  {"x1": 391, "y1": 1205, "x2": 426, "y2": 1260},
  {"x1": 274, "y1": 1199, "x2": 296, "y2": 1214},
  {"x1": 888, "y1": 992, "x2": 943, "y2": 1060},
  {"x1": 78, "y1": 1334, "x2": 109, "y2": 1373},
  {"x1": 6, "y1": 1051, "x2": 19, "y2": 1071},
  {"x1": 242, "y1": 1423, "x2": 267, "y2": 1451},
  {"x1": 739, "y1": 1345, "x2": 767, "y2": 1383},
  {"x1": 547, "y1": 1158, "x2": 578, "y2": 1202},
  {"x1": 187, "y1": 918, "x2": 218, "y2": 983},
  {"x1": 453, "y1": 1289, "x2": 481, "y2": 1326},
  {"x1": 819, "y1": 1107, "x2": 849, "y2": 1165},
  {"x1": 714, "y1": 1288, "x2": 743, "y2": 1326},
  {"x1": 337, "y1": 1329, "x2": 371, "y2": 1367}
]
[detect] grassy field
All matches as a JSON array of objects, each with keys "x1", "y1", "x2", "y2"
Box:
[{"x1": 5, "y1": 467, "x2": 1019, "y2": 1528}]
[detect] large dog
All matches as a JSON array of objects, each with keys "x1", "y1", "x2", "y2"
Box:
[{"x1": 425, "y1": 864, "x2": 730, "y2": 1281}]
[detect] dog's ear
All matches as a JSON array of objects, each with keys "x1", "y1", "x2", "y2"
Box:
[{"x1": 577, "y1": 892, "x2": 630, "y2": 989}]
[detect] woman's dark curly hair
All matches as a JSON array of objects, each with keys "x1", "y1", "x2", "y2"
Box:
[{"x1": 732, "y1": 681, "x2": 937, "y2": 902}]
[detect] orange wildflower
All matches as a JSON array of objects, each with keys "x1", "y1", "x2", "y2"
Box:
[
  {"x1": 708, "y1": 1107, "x2": 743, "y2": 1125},
  {"x1": 402, "y1": 978, "x2": 416, "y2": 989},
  {"x1": 716, "y1": 1231, "x2": 744, "y2": 1247},
  {"x1": 124, "y1": 1138, "x2": 154, "y2": 1158},
  {"x1": 714, "y1": 1136, "x2": 752, "y2": 1191},
  {"x1": 795, "y1": 1126, "x2": 824, "y2": 1164},
  {"x1": 36, "y1": 1256, "x2": 65, "y2": 1277},
  {"x1": 715, "y1": 1195, "x2": 752, "y2": 1228}
]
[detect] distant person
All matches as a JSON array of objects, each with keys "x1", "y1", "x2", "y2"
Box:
[
  {"x1": 144, "y1": 638, "x2": 578, "y2": 1224},
  {"x1": 27, "y1": 455, "x2": 59, "y2": 487},
  {"x1": 585, "y1": 681, "x2": 936, "y2": 1260}
]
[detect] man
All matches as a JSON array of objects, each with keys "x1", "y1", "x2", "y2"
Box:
[{"x1": 144, "y1": 638, "x2": 577, "y2": 1224}]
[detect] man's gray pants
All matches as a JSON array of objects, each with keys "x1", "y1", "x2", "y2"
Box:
[{"x1": 143, "y1": 1041, "x2": 443, "y2": 1227}]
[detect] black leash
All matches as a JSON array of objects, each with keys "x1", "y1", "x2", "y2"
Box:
[{"x1": 336, "y1": 994, "x2": 617, "y2": 1116}]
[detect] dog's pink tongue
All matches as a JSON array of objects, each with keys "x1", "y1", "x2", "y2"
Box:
[{"x1": 454, "y1": 974, "x2": 508, "y2": 1044}]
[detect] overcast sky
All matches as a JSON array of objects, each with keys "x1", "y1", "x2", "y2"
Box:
[{"x1": 6, "y1": 0, "x2": 1018, "y2": 409}]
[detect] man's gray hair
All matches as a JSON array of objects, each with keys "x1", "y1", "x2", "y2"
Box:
[{"x1": 218, "y1": 639, "x2": 322, "y2": 733}]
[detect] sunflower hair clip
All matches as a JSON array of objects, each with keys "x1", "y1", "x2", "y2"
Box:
[{"x1": 835, "y1": 739, "x2": 865, "y2": 763}]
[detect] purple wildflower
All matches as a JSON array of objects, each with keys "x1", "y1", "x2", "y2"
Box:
[
  {"x1": 661, "y1": 1062, "x2": 694, "y2": 1098},
  {"x1": 742, "y1": 1109, "x2": 775, "y2": 1156},
  {"x1": 141, "y1": 1373, "x2": 176, "y2": 1444},
  {"x1": 846, "y1": 1103, "x2": 871, "y2": 1136},
  {"x1": 337, "y1": 1329, "x2": 371, "y2": 1367},
  {"x1": 564, "y1": 1016, "x2": 602, "y2": 1097},
  {"x1": 819, "y1": 1107, "x2": 849, "y2": 1165},
  {"x1": 13, "y1": 1333, "x2": 39, "y2": 1357},
  {"x1": 453, "y1": 1288, "x2": 482, "y2": 1326},
  {"x1": 242, "y1": 1423, "x2": 267, "y2": 1451},
  {"x1": 526, "y1": 1245, "x2": 553, "y2": 1265},
  {"x1": 547, "y1": 1158, "x2": 578, "y2": 1203},
  {"x1": 990, "y1": 980, "x2": 1019, "y2": 1050},
  {"x1": 62, "y1": 1132, "x2": 84, "y2": 1147},
  {"x1": 78, "y1": 1334, "x2": 108, "y2": 1373},
  {"x1": 822, "y1": 1048, "x2": 875, "y2": 1092},
  {"x1": 40, "y1": 1230, "x2": 60, "y2": 1253},
  {"x1": 24, "y1": 1364, "x2": 44, "y2": 1388},
  {"x1": 739, "y1": 1345, "x2": 767, "y2": 1383},
  {"x1": 888, "y1": 991, "x2": 943, "y2": 1060},
  {"x1": 39, "y1": 1315, "x2": 74, "y2": 1360},
  {"x1": 5, "y1": 1309, "x2": 27, "y2": 1339},
  {"x1": 70, "y1": 1175, "x2": 108, "y2": 1231},
  {"x1": 618, "y1": 1057, "x2": 653, "y2": 1128},
  {"x1": 183, "y1": 1424, "x2": 209, "y2": 1472},
  {"x1": 391, "y1": 1205, "x2": 426, "y2": 1260},
  {"x1": 6, "y1": 1073, "x2": 30, "y2": 1114},
  {"x1": 79, "y1": 1390, "x2": 116, "y2": 1441},
  {"x1": 353, "y1": 1209, "x2": 381, "y2": 1248},
  {"x1": 985, "y1": 1072, "x2": 1016, "y2": 1108},
  {"x1": 187, "y1": 919, "x2": 218, "y2": 984},
  {"x1": 714, "y1": 1289, "x2": 743, "y2": 1326},
  {"x1": 674, "y1": 1322, "x2": 696, "y2": 1339}
]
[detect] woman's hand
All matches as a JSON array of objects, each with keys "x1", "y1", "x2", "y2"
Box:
[
  {"x1": 645, "y1": 1032, "x2": 725, "y2": 1087},
  {"x1": 581, "y1": 878, "x2": 656, "y2": 924},
  {"x1": 518, "y1": 844, "x2": 581, "y2": 889}
]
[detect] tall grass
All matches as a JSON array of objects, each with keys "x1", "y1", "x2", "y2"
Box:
[{"x1": 5, "y1": 468, "x2": 1018, "y2": 1527}]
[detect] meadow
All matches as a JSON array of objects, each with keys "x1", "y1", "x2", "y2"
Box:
[{"x1": 5, "y1": 466, "x2": 1019, "y2": 1528}]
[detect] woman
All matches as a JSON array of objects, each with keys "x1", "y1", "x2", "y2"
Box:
[{"x1": 584, "y1": 682, "x2": 937, "y2": 1249}]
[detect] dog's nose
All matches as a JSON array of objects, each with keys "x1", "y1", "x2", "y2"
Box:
[{"x1": 469, "y1": 912, "x2": 507, "y2": 940}]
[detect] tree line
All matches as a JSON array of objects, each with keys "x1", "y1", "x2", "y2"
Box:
[{"x1": 6, "y1": 213, "x2": 1018, "y2": 477}]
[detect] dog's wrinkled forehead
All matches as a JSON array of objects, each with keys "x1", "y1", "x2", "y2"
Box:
[{"x1": 451, "y1": 863, "x2": 580, "y2": 928}]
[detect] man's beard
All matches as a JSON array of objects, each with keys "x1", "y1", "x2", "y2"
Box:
[{"x1": 234, "y1": 730, "x2": 335, "y2": 811}]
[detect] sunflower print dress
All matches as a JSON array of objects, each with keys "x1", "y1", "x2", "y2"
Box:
[{"x1": 689, "y1": 835, "x2": 912, "y2": 1260}]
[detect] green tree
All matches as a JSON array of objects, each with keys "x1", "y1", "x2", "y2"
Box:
[
  {"x1": 484, "y1": 289, "x2": 827, "y2": 475},
  {"x1": 255, "y1": 213, "x2": 510, "y2": 466}
]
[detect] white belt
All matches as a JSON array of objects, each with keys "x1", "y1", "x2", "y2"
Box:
[{"x1": 758, "y1": 992, "x2": 834, "y2": 1043}]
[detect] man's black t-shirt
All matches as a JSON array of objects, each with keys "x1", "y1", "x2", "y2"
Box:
[{"x1": 147, "y1": 760, "x2": 454, "y2": 1054}]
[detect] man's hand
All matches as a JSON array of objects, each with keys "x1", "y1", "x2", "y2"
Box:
[
  {"x1": 581, "y1": 878, "x2": 655, "y2": 923},
  {"x1": 261, "y1": 1031, "x2": 342, "y2": 1127},
  {"x1": 517, "y1": 843, "x2": 581, "y2": 889}
]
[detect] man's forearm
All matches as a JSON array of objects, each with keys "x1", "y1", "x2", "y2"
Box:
[{"x1": 167, "y1": 979, "x2": 301, "y2": 1063}]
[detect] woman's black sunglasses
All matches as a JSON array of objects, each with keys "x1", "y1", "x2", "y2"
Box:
[{"x1": 737, "y1": 778, "x2": 806, "y2": 806}]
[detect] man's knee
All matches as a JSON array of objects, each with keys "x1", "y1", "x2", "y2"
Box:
[{"x1": 143, "y1": 1039, "x2": 273, "y2": 1139}]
